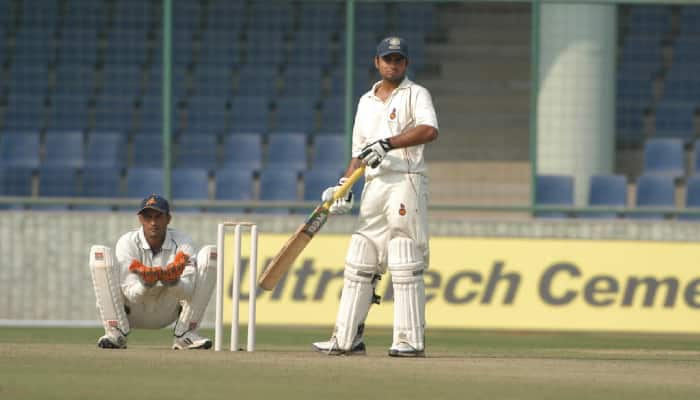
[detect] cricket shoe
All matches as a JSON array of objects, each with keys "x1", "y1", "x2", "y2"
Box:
[
  {"x1": 312, "y1": 337, "x2": 366, "y2": 356},
  {"x1": 172, "y1": 331, "x2": 212, "y2": 350},
  {"x1": 97, "y1": 329, "x2": 127, "y2": 349},
  {"x1": 388, "y1": 342, "x2": 425, "y2": 358}
]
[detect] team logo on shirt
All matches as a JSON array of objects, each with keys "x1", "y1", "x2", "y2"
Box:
[
  {"x1": 389, "y1": 108, "x2": 396, "y2": 120},
  {"x1": 399, "y1": 203, "x2": 407, "y2": 216}
]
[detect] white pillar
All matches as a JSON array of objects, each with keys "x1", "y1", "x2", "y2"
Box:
[{"x1": 537, "y1": 3, "x2": 617, "y2": 205}]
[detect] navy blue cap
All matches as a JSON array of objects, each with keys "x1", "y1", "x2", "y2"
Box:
[
  {"x1": 137, "y1": 194, "x2": 170, "y2": 214},
  {"x1": 376, "y1": 36, "x2": 408, "y2": 58}
]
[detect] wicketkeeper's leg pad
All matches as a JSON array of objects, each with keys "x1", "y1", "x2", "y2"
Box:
[
  {"x1": 89, "y1": 245, "x2": 130, "y2": 336},
  {"x1": 174, "y1": 245, "x2": 217, "y2": 336},
  {"x1": 333, "y1": 234, "x2": 380, "y2": 350},
  {"x1": 388, "y1": 236, "x2": 425, "y2": 351}
]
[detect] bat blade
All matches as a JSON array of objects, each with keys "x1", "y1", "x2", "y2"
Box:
[
  {"x1": 257, "y1": 166, "x2": 365, "y2": 291},
  {"x1": 257, "y1": 206, "x2": 328, "y2": 290}
]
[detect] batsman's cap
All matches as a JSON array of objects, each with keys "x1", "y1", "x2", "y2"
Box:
[
  {"x1": 376, "y1": 36, "x2": 408, "y2": 58},
  {"x1": 137, "y1": 194, "x2": 170, "y2": 215}
]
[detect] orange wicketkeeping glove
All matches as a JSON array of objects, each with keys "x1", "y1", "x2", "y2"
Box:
[
  {"x1": 128, "y1": 260, "x2": 161, "y2": 286},
  {"x1": 160, "y1": 251, "x2": 189, "y2": 284}
]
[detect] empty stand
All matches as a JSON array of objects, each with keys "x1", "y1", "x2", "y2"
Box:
[
  {"x1": 36, "y1": 166, "x2": 79, "y2": 210},
  {"x1": 642, "y1": 138, "x2": 684, "y2": 179},
  {"x1": 229, "y1": 96, "x2": 270, "y2": 133},
  {"x1": 85, "y1": 132, "x2": 127, "y2": 169},
  {"x1": 214, "y1": 169, "x2": 255, "y2": 213},
  {"x1": 631, "y1": 174, "x2": 675, "y2": 219},
  {"x1": 266, "y1": 132, "x2": 308, "y2": 173},
  {"x1": 171, "y1": 167, "x2": 210, "y2": 212},
  {"x1": 0, "y1": 132, "x2": 41, "y2": 169},
  {"x1": 273, "y1": 96, "x2": 317, "y2": 133},
  {"x1": 222, "y1": 132, "x2": 263, "y2": 173},
  {"x1": 43, "y1": 131, "x2": 85, "y2": 169},
  {"x1": 311, "y1": 134, "x2": 347, "y2": 172},
  {"x1": 303, "y1": 168, "x2": 339, "y2": 202},
  {"x1": 0, "y1": 166, "x2": 34, "y2": 197},
  {"x1": 535, "y1": 174, "x2": 574, "y2": 218},
  {"x1": 125, "y1": 167, "x2": 163, "y2": 199},
  {"x1": 258, "y1": 167, "x2": 299, "y2": 214},
  {"x1": 80, "y1": 166, "x2": 122, "y2": 211},
  {"x1": 132, "y1": 135, "x2": 164, "y2": 167},
  {"x1": 175, "y1": 132, "x2": 218, "y2": 171},
  {"x1": 585, "y1": 174, "x2": 628, "y2": 219}
]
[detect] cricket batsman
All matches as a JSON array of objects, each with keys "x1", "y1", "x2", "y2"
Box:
[
  {"x1": 89, "y1": 194, "x2": 216, "y2": 349},
  {"x1": 312, "y1": 36, "x2": 439, "y2": 357}
]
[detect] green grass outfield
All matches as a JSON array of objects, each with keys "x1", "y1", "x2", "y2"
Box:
[{"x1": 1, "y1": 326, "x2": 699, "y2": 400}]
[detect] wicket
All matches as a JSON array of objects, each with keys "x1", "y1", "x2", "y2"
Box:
[{"x1": 215, "y1": 222, "x2": 258, "y2": 352}]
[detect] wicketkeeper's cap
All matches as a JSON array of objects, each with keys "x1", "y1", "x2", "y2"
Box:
[
  {"x1": 376, "y1": 36, "x2": 408, "y2": 58},
  {"x1": 137, "y1": 194, "x2": 170, "y2": 215}
]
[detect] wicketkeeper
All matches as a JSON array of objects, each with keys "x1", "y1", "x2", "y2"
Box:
[{"x1": 89, "y1": 194, "x2": 216, "y2": 349}]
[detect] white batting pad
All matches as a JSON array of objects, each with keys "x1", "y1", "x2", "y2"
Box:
[
  {"x1": 388, "y1": 237, "x2": 425, "y2": 351},
  {"x1": 174, "y1": 245, "x2": 217, "y2": 336},
  {"x1": 89, "y1": 245, "x2": 130, "y2": 335},
  {"x1": 333, "y1": 235, "x2": 379, "y2": 350}
]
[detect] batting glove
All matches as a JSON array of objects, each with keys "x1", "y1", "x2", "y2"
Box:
[
  {"x1": 358, "y1": 138, "x2": 393, "y2": 168},
  {"x1": 321, "y1": 177, "x2": 353, "y2": 215}
]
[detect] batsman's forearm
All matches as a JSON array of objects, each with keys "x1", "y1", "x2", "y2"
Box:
[
  {"x1": 343, "y1": 158, "x2": 364, "y2": 177},
  {"x1": 388, "y1": 124, "x2": 438, "y2": 149}
]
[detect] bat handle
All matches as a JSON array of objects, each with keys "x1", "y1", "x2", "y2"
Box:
[{"x1": 331, "y1": 165, "x2": 366, "y2": 203}]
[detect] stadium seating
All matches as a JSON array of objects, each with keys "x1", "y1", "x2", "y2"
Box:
[
  {"x1": 258, "y1": 167, "x2": 299, "y2": 214},
  {"x1": 303, "y1": 168, "x2": 339, "y2": 202},
  {"x1": 214, "y1": 169, "x2": 255, "y2": 213},
  {"x1": 311, "y1": 134, "x2": 347, "y2": 172},
  {"x1": 0, "y1": 132, "x2": 41, "y2": 168},
  {"x1": 132, "y1": 135, "x2": 164, "y2": 167},
  {"x1": 125, "y1": 167, "x2": 163, "y2": 199},
  {"x1": 85, "y1": 132, "x2": 127, "y2": 170},
  {"x1": 642, "y1": 138, "x2": 684, "y2": 179},
  {"x1": 80, "y1": 166, "x2": 122, "y2": 211},
  {"x1": 535, "y1": 174, "x2": 574, "y2": 218},
  {"x1": 272, "y1": 96, "x2": 317, "y2": 134},
  {"x1": 630, "y1": 174, "x2": 675, "y2": 219},
  {"x1": 229, "y1": 96, "x2": 270, "y2": 133},
  {"x1": 43, "y1": 131, "x2": 85, "y2": 169},
  {"x1": 266, "y1": 133, "x2": 308, "y2": 173},
  {"x1": 0, "y1": 166, "x2": 34, "y2": 197},
  {"x1": 171, "y1": 167, "x2": 210, "y2": 212},
  {"x1": 222, "y1": 132, "x2": 263, "y2": 173},
  {"x1": 679, "y1": 175, "x2": 700, "y2": 221},
  {"x1": 175, "y1": 132, "x2": 218, "y2": 171},
  {"x1": 36, "y1": 166, "x2": 79, "y2": 210},
  {"x1": 653, "y1": 101, "x2": 696, "y2": 143},
  {"x1": 585, "y1": 174, "x2": 628, "y2": 219}
]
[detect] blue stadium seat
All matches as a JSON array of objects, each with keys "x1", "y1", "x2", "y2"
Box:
[
  {"x1": 585, "y1": 174, "x2": 628, "y2": 219},
  {"x1": 176, "y1": 132, "x2": 218, "y2": 171},
  {"x1": 396, "y1": 3, "x2": 436, "y2": 33},
  {"x1": 0, "y1": 166, "x2": 34, "y2": 196},
  {"x1": 272, "y1": 96, "x2": 317, "y2": 133},
  {"x1": 282, "y1": 66, "x2": 324, "y2": 97},
  {"x1": 615, "y1": 101, "x2": 647, "y2": 148},
  {"x1": 8, "y1": 64, "x2": 49, "y2": 99},
  {"x1": 125, "y1": 167, "x2": 163, "y2": 199},
  {"x1": 287, "y1": 31, "x2": 334, "y2": 68},
  {"x1": 48, "y1": 95, "x2": 89, "y2": 132},
  {"x1": 679, "y1": 175, "x2": 700, "y2": 220},
  {"x1": 244, "y1": 30, "x2": 286, "y2": 70},
  {"x1": 36, "y1": 166, "x2": 79, "y2": 210},
  {"x1": 312, "y1": 134, "x2": 347, "y2": 172},
  {"x1": 214, "y1": 169, "x2": 255, "y2": 213},
  {"x1": 258, "y1": 167, "x2": 299, "y2": 214},
  {"x1": 662, "y1": 65, "x2": 700, "y2": 103},
  {"x1": 230, "y1": 96, "x2": 270, "y2": 133},
  {"x1": 653, "y1": 101, "x2": 696, "y2": 143},
  {"x1": 266, "y1": 132, "x2": 308, "y2": 173},
  {"x1": 43, "y1": 131, "x2": 84, "y2": 169},
  {"x1": 85, "y1": 132, "x2": 127, "y2": 169},
  {"x1": 236, "y1": 66, "x2": 278, "y2": 98},
  {"x1": 626, "y1": 6, "x2": 672, "y2": 37},
  {"x1": 642, "y1": 138, "x2": 684, "y2": 179},
  {"x1": 184, "y1": 95, "x2": 228, "y2": 135},
  {"x1": 248, "y1": 3, "x2": 293, "y2": 34},
  {"x1": 222, "y1": 132, "x2": 263, "y2": 173},
  {"x1": 303, "y1": 168, "x2": 340, "y2": 202},
  {"x1": 535, "y1": 174, "x2": 574, "y2": 218},
  {"x1": 3, "y1": 95, "x2": 44, "y2": 131},
  {"x1": 298, "y1": 2, "x2": 342, "y2": 34},
  {"x1": 171, "y1": 167, "x2": 210, "y2": 212},
  {"x1": 0, "y1": 132, "x2": 41, "y2": 168},
  {"x1": 692, "y1": 139, "x2": 700, "y2": 175},
  {"x1": 78, "y1": 166, "x2": 122, "y2": 210},
  {"x1": 680, "y1": 7, "x2": 700, "y2": 35},
  {"x1": 319, "y1": 96, "x2": 345, "y2": 132},
  {"x1": 631, "y1": 174, "x2": 675, "y2": 219},
  {"x1": 132, "y1": 135, "x2": 164, "y2": 167},
  {"x1": 136, "y1": 95, "x2": 165, "y2": 135}
]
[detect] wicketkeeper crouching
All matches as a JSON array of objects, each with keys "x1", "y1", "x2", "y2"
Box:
[{"x1": 89, "y1": 194, "x2": 217, "y2": 350}]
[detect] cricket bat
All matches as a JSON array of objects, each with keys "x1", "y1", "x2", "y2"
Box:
[{"x1": 258, "y1": 165, "x2": 366, "y2": 290}]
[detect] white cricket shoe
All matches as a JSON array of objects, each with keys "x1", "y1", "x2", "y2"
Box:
[
  {"x1": 172, "y1": 331, "x2": 212, "y2": 350},
  {"x1": 312, "y1": 337, "x2": 366, "y2": 356},
  {"x1": 388, "y1": 342, "x2": 425, "y2": 358},
  {"x1": 97, "y1": 329, "x2": 127, "y2": 349}
]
